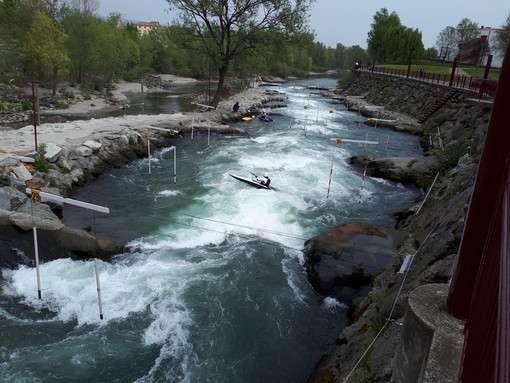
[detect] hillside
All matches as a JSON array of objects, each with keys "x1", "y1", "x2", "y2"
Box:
[{"x1": 306, "y1": 71, "x2": 492, "y2": 382}]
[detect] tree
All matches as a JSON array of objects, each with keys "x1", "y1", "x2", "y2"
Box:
[
  {"x1": 164, "y1": 0, "x2": 315, "y2": 107},
  {"x1": 367, "y1": 8, "x2": 423, "y2": 64},
  {"x1": 20, "y1": 12, "x2": 70, "y2": 93},
  {"x1": 494, "y1": 12, "x2": 510, "y2": 59},
  {"x1": 424, "y1": 47, "x2": 438, "y2": 59},
  {"x1": 366, "y1": 8, "x2": 402, "y2": 63},
  {"x1": 60, "y1": 6, "x2": 100, "y2": 83},
  {"x1": 436, "y1": 26, "x2": 457, "y2": 60},
  {"x1": 456, "y1": 18, "x2": 479, "y2": 46}
]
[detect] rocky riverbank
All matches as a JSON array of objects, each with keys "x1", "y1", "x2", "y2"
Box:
[
  {"x1": 0, "y1": 77, "x2": 271, "y2": 269},
  {"x1": 305, "y1": 71, "x2": 492, "y2": 382}
]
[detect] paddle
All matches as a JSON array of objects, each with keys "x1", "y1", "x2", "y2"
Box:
[{"x1": 249, "y1": 171, "x2": 258, "y2": 178}]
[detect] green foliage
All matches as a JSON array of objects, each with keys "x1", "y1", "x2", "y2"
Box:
[
  {"x1": 20, "y1": 12, "x2": 70, "y2": 94},
  {"x1": 432, "y1": 112, "x2": 452, "y2": 126},
  {"x1": 372, "y1": 289, "x2": 388, "y2": 302},
  {"x1": 352, "y1": 297, "x2": 364, "y2": 309},
  {"x1": 21, "y1": 101, "x2": 33, "y2": 111},
  {"x1": 166, "y1": 0, "x2": 314, "y2": 106},
  {"x1": 59, "y1": 88, "x2": 75, "y2": 99},
  {"x1": 367, "y1": 8, "x2": 424, "y2": 63},
  {"x1": 371, "y1": 318, "x2": 386, "y2": 333},
  {"x1": 128, "y1": 136, "x2": 136, "y2": 146},
  {"x1": 407, "y1": 158, "x2": 418, "y2": 168},
  {"x1": 434, "y1": 141, "x2": 469, "y2": 174},
  {"x1": 56, "y1": 101, "x2": 69, "y2": 109},
  {"x1": 59, "y1": 166, "x2": 70, "y2": 174},
  {"x1": 33, "y1": 143, "x2": 49, "y2": 173},
  {"x1": 0, "y1": 174, "x2": 11, "y2": 186}
]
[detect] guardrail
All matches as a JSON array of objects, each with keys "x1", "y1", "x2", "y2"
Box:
[{"x1": 355, "y1": 64, "x2": 498, "y2": 100}]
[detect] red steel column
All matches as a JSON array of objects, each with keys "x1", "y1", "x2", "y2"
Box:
[{"x1": 448, "y1": 41, "x2": 510, "y2": 318}]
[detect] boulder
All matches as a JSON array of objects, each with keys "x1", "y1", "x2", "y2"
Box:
[
  {"x1": 9, "y1": 200, "x2": 64, "y2": 231},
  {"x1": 44, "y1": 142, "x2": 62, "y2": 162},
  {"x1": 75, "y1": 145, "x2": 93, "y2": 157},
  {"x1": 303, "y1": 223, "x2": 406, "y2": 301},
  {"x1": 11, "y1": 164, "x2": 33, "y2": 181},
  {"x1": 83, "y1": 140, "x2": 102, "y2": 151}
]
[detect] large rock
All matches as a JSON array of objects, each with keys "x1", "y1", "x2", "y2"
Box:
[
  {"x1": 9, "y1": 200, "x2": 64, "y2": 231},
  {"x1": 44, "y1": 142, "x2": 63, "y2": 162},
  {"x1": 303, "y1": 223, "x2": 407, "y2": 301},
  {"x1": 11, "y1": 164, "x2": 33, "y2": 181},
  {"x1": 349, "y1": 155, "x2": 437, "y2": 186}
]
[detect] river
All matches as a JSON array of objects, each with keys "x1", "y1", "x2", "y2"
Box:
[{"x1": 0, "y1": 78, "x2": 422, "y2": 383}]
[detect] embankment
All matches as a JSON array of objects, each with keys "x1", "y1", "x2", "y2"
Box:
[{"x1": 305, "y1": 71, "x2": 492, "y2": 382}]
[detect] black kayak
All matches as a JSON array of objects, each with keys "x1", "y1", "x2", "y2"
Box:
[{"x1": 229, "y1": 173, "x2": 271, "y2": 189}]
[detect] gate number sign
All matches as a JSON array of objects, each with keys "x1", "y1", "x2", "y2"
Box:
[{"x1": 31, "y1": 189, "x2": 41, "y2": 203}]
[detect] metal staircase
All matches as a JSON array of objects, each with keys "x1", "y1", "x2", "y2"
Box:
[{"x1": 418, "y1": 89, "x2": 461, "y2": 124}]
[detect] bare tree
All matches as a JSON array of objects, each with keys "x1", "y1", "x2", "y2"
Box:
[
  {"x1": 436, "y1": 26, "x2": 457, "y2": 61},
  {"x1": 494, "y1": 13, "x2": 510, "y2": 59}
]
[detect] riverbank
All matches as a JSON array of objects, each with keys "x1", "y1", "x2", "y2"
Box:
[
  {"x1": 306, "y1": 71, "x2": 492, "y2": 382},
  {"x1": 0, "y1": 75, "x2": 271, "y2": 263}
]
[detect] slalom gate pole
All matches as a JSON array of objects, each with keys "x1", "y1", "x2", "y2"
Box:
[
  {"x1": 191, "y1": 116, "x2": 194, "y2": 140},
  {"x1": 208, "y1": 124, "x2": 211, "y2": 146},
  {"x1": 385, "y1": 135, "x2": 390, "y2": 152},
  {"x1": 358, "y1": 165, "x2": 367, "y2": 203},
  {"x1": 94, "y1": 258, "x2": 104, "y2": 320},
  {"x1": 147, "y1": 138, "x2": 151, "y2": 176},
  {"x1": 33, "y1": 227, "x2": 42, "y2": 299},
  {"x1": 326, "y1": 156, "x2": 334, "y2": 198},
  {"x1": 173, "y1": 146, "x2": 177, "y2": 184}
]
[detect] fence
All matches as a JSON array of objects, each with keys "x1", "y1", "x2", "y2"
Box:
[{"x1": 356, "y1": 64, "x2": 498, "y2": 100}]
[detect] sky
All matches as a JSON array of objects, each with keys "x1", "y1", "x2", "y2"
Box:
[{"x1": 98, "y1": 0, "x2": 509, "y2": 50}]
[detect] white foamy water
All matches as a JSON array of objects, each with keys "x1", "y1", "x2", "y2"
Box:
[{"x1": 1, "y1": 78, "x2": 423, "y2": 383}]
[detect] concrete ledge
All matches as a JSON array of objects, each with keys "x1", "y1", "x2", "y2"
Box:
[{"x1": 394, "y1": 283, "x2": 464, "y2": 383}]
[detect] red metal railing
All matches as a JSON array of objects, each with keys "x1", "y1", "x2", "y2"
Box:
[
  {"x1": 448, "y1": 38, "x2": 510, "y2": 383},
  {"x1": 355, "y1": 64, "x2": 498, "y2": 100}
]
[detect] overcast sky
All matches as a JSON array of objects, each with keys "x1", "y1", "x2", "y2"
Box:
[{"x1": 98, "y1": 0, "x2": 509, "y2": 50}]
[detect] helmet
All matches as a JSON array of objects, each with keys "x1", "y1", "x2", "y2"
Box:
[{"x1": 264, "y1": 172, "x2": 268, "y2": 177}]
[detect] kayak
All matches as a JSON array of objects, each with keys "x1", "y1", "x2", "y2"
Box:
[
  {"x1": 228, "y1": 173, "x2": 271, "y2": 189},
  {"x1": 258, "y1": 116, "x2": 273, "y2": 122}
]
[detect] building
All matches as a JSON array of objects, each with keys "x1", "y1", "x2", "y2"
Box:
[{"x1": 133, "y1": 21, "x2": 165, "y2": 35}]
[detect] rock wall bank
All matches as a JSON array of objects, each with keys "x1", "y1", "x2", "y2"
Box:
[{"x1": 306, "y1": 71, "x2": 492, "y2": 382}]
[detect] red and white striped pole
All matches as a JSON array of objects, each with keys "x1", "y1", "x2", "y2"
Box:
[{"x1": 326, "y1": 157, "x2": 334, "y2": 198}]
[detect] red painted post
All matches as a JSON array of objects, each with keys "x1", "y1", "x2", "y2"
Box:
[
  {"x1": 449, "y1": 57, "x2": 459, "y2": 87},
  {"x1": 31, "y1": 78, "x2": 38, "y2": 152},
  {"x1": 484, "y1": 55, "x2": 493, "y2": 79}
]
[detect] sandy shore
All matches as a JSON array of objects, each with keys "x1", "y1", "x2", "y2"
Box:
[
  {"x1": 0, "y1": 75, "x2": 267, "y2": 159},
  {"x1": 40, "y1": 75, "x2": 201, "y2": 117}
]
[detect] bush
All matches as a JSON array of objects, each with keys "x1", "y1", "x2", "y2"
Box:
[
  {"x1": 0, "y1": 174, "x2": 11, "y2": 186},
  {"x1": 56, "y1": 102, "x2": 69, "y2": 109},
  {"x1": 59, "y1": 89, "x2": 75, "y2": 99},
  {"x1": 34, "y1": 143, "x2": 49, "y2": 173}
]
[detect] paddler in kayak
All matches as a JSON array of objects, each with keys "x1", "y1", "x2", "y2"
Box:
[{"x1": 256, "y1": 172, "x2": 271, "y2": 187}]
